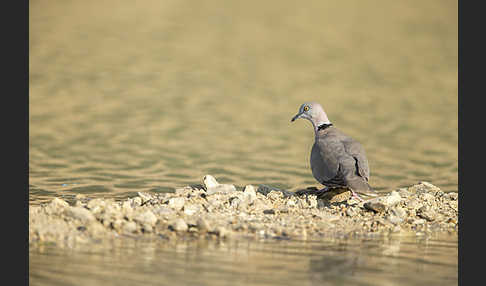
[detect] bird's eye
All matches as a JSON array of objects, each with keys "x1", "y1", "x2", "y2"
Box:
[{"x1": 303, "y1": 106, "x2": 309, "y2": 112}]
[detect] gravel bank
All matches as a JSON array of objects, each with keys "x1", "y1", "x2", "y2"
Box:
[{"x1": 29, "y1": 176, "x2": 458, "y2": 247}]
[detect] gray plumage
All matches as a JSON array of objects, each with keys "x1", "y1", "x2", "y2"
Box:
[{"x1": 291, "y1": 102, "x2": 376, "y2": 198}]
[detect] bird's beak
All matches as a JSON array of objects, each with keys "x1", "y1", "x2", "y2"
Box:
[{"x1": 291, "y1": 112, "x2": 303, "y2": 122}]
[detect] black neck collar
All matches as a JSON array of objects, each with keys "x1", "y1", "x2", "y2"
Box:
[{"x1": 317, "y1": 123, "x2": 333, "y2": 131}]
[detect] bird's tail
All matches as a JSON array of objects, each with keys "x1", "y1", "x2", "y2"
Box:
[{"x1": 349, "y1": 179, "x2": 379, "y2": 197}]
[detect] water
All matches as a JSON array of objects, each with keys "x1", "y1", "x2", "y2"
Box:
[
  {"x1": 29, "y1": 0, "x2": 458, "y2": 285},
  {"x1": 29, "y1": 233, "x2": 457, "y2": 286}
]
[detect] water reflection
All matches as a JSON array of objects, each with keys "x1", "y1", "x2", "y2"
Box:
[{"x1": 29, "y1": 234, "x2": 457, "y2": 286}]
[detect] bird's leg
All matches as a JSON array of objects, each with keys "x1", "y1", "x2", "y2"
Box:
[{"x1": 351, "y1": 190, "x2": 364, "y2": 202}]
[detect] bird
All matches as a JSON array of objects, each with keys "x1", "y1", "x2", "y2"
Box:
[{"x1": 291, "y1": 102, "x2": 377, "y2": 201}]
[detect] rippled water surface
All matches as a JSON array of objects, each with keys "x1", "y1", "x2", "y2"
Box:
[
  {"x1": 29, "y1": 233, "x2": 457, "y2": 286},
  {"x1": 29, "y1": 0, "x2": 457, "y2": 285}
]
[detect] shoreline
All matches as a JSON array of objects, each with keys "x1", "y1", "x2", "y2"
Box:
[{"x1": 29, "y1": 176, "x2": 458, "y2": 247}]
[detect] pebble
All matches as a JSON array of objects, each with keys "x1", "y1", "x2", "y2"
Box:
[
  {"x1": 446, "y1": 192, "x2": 458, "y2": 200},
  {"x1": 171, "y1": 218, "x2": 188, "y2": 232},
  {"x1": 242, "y1": 185, "x2": 257, "y2": 203},
  {"x1": 134, "y1": 210, "x2": 158, "y2": 226},
  {"x1": 137, "y1": 192, "x2": 153, "y2": 204},
  {"x1": 168, "y1": 197, "x2": 185, "y2": 210},
  {"x1": 203, "y1": 175, "x2": 236, "y2": 195},
  {"x1": 364, "y1": 202, "x2": 386, "y2": 213},
  {"x1": 50, "y1": 197, "x2": 69, "y2": 208},
  {"x1": 346, "y1": 207, "x2": 357, "y2": 217},
  {"x1": 64, "y1": 206, "x2": 96, "y2": 223},
  {"x1": 123, "y1": 221, "x2": 137, "y2": 233},
  {"x1": 196, "y1": 217, "x2": 211, "y2": 232},
  {"x1": 417, "y1": 206, "x2": 436, "y2": 221},
  {"x1": 263, "y1": 209, "x2": 276, "y2": 215},
  {"x1": 183, "y1": 204, "x2": 200, "y2": 216}
]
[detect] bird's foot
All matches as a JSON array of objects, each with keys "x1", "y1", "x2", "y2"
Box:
[{"x1": 351, "y1": 191, "x2": 364, "y2": 202}]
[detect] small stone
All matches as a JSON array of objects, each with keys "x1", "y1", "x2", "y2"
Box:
[
  {"x1": 419, "y1": 193, "x2": 435, "y2": 202},
  {"x1": 406, "y1": 199, "x2": 423, "y2": 210},
  {"x1": 207, "y1": 184, "x2": 237, "y2": 195},
  {"x1": 267, "y1": 191, "x2": 284, "y2": 201},
  {"x1": 446, "y1": 192, "x2": 458, "y2": 200},
  {"x1": 132, "y1": 197, "x2": 142, "y2": 207},
  {"x1": 286, "y1": 198, "x2": 297, "y2": 207},
  {"x1": 183, "y1": 204, "x2": 200, "y2": 216},
  {"x1": 87, "y1": 198, "x2": 106, "y2": 211},
  {"x1": 142, "y1": 224, "x2": 153, "y2": 233},
  {"x1": 364, "y1": 202, "x2": 386, "y2": 213},
  {"x1": 381, "y1": 191, "x2": 402, "y2": 206},
  {"x1": 413, "y1": 218, "x2": 426, "y2": 225},
  {"x1": 397, "y1": 188, "x2": 411, "y2": 198},
  {"x1": 168, "y1": 197, "x2": 185, "y2": 210},
  {"x1": 50, "y1": 197, "x2": 69, "y2": 208},
  {"x1": 409, "y1": 182, "x2": 441, "y2": 194},
  {"x1": 202, "y1": 175, "x2": 236, "y2": 195},
  {"x1": 257, "y1": 184, "x2": 279, "y2": 196},
  {"x1": 263, "y1": 209, "x2": 276, "y2": 215},
  {"x1": 64, "y1": 206, "x2": 96, "y2": 223},
  {"x1": 87, "y1": 222, "x2": 106, "y2": 237},
  {"x1": 229, "y1": 197, "x2": 241, "y2": 209},
  {"x1": 196, "y1": 217, "x2": 211, "y2": 232},
  {"x1": 215, "y1": 226, "x2": 228, "y2": 238},
  {"x1": 203, "y1": 175, "x2": 219, "y2": 189},
  {"x1": 171, "y1": 218, "x2": 188, "y2": 232},
  {"x1": 122, "y1": 201, "x2": 133, "y2": 213},
  {"x1": 417, "y1": 206, "x2": 436, "y2": 221},
  {"x1": 134, "y1": 210, "x2": 158, "y2": 226},
  {"x1": 123, "y1": 221, "x2": 137, "y2": 233},
  {"x1": 112, "y1": 219, "x2": 124, "y2": 231},
  {"x1": 137, "y1": 192, "x2": 153, "y2": 204},
  {"x1": 346, "y1": 207, "x2": 357, "y2": 217},
  {"x1": 448, "y1": 200, "x2": 458, "y2": 211},
  {"x1": 420, "y1": 181, "x2": 441, "y2": 192},
  {"x1": 390, "y1": 206, "x2": 407, "y2": 219},
  {"x1": 175, "y1": 186, "x2": 192, "y2": 195},
  {"x1": 242, "y1": 185, "x2": 257, "y2": 203},
  {"x1": 307, "y1": 195, "x2": 318, "y2": 208},
  {"x1": 155, "y1": 205, "x2": 174, "y2": 216},
  {"x1": 387, "y1": 215, "x2": 403, "y2": 225}
]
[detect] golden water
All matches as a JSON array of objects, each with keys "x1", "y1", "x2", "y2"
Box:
[{"x1": 29, "y1": 0, "x2": 458, "y2": 285}]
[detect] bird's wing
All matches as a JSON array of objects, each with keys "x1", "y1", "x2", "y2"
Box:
[
  {"x1": 312, "y1": 135, "x2": 357, "y2": 185},
  {"x1": 311, "y1": 138, "x2": 340, "y2": 183},
  {"x1": 342, "y1": 138, "x2": 370, "y2": 181}
]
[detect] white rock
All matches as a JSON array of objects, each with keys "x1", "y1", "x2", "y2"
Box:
[
  {"x1": 123, "y1": 221, "x2": 137, "y2": 233},
  {"x1": 137, "y1": 192, "x2": 152, "y2": 204},
  {"x1": 203, "y1": 175, "x2": 219, "y2": 189},
  {"x1": 242, "y1": 185, "x2": 257, "y2": 203},
  {"x1": 132, "y1": 197, "x2": 142, "y2": 207},
  {"x1": 183, "y1": 204, "x2": 200, "y2": 216},
  {"x1": 382, "y1": 191, "x2": 403, "y2": 206},
  {"x1": 134, "y1": 210, "x2": 158, "y2": 226},
  {"x1": 172, "y1": 218, "x2": 188, "y2": 232},
  {"x1": 64, "y1": 206, "x2": 96, "y2": 223},
  {"x1": 203, "y1": 175, "x2": 236, "y2": 195},
  {"x1": 207, "y1": 184, "x2": 236, "y2": 195},
  {"x1": 168, "y1": 197, "x2": 185, "y2": 210},
  {"x1": 50, "y1": 198, "x2": 69, "y2": 208}
]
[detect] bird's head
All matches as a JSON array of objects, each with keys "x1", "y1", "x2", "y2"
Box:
[{"x1": 291, "y1": 102, "x2": 331, "y2": 128}]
